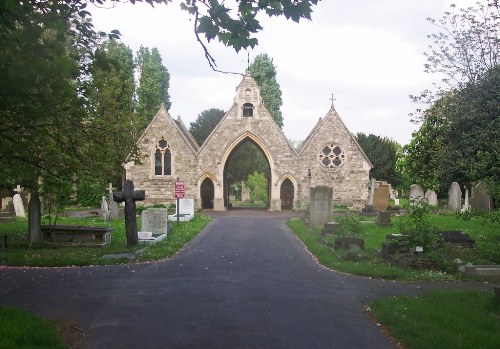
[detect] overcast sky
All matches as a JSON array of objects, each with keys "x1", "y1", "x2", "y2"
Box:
[{"x1": 90, "y1": 0, "x2": 476, "y2": 146}]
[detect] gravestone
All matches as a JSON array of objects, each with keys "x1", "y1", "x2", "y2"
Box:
[
  {"x1": 471, "y1": 181, "x2": 493, "y2": 212},
  {"x1": 462, "y1": 187, "x2": 471, "y2": 212},
  {"x1": 12, "y1": 185, "x2": 25, "y2": 218},
  {"x1": 368, "y1": 178, "x2": 375, "y2": 206},
  {"x1": 438, "y1": 231, "x2": 475, "y2": 248},
  {"x1": 409, "y1": 184, "x2": 425, "y2": 205},
  {"x1": 241, "y1": 184, "x2": 250, "y2": 202},
  {"x1": 108, "y1": 183, "x2": 120, "y2": 219},
  {"x1": 361, "y1": 178, "x2": 376, "y2": 214},
  {"x1": 309, "y1": 186, "x2": 333, "y2": 228},
  {"x1": 113, "y1": 180, "x2": 145, "y2": 247},
  {"x1": 424, "y1": 189, "x2": 438, "y2": 206},
  {"x1": 377, "y1": 210, "x2": 391, "y2": 227},
  {"x1": 141, "y1": 208, "x2": 170, "y2": 236},
  {"x1": 373, "y1": 184, "x2": 390, "y2": 211},
  {"x1": 448, "y1": 182, "x2": 462, "y2": 211},
  {"x1": 168, "y1": 198, "x2": 195, "y2": 222},
  {"x1": 101, "y1": 196, "x2": 109, "y2": 222}
]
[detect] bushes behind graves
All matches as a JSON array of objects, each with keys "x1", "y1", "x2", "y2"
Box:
[{"x1": 77, "y1": 176, "x2": 106, "y2": 208}]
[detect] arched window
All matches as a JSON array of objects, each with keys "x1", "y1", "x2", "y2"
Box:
[
  {"x1": 154, "y1": 138, "x2": 171, "y2": 176},
  {"x1": 243, "y1": 103, "x2": 254, "y2": 117}
]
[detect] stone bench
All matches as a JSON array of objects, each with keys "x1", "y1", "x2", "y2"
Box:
[{"x1": 39, "y1": 225, "x2": 113, "y2": 247}]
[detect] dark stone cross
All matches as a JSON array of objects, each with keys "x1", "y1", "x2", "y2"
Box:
[{"x1": 113, "y1": 180, "x2": 145, "y2": 246}]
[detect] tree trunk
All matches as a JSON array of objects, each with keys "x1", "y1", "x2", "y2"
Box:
[{"x1": 28, "y1": 190, "x2": 42, "y2": 246}]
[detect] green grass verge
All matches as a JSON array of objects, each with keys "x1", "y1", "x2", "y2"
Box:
[
  {"x1": 370, "y1": 290, "x2": 500, "y2": 349},
  {"x1": 0, "y1": 306, "x2": 65, "y2": 349},
  {"x1": 0, "y1": 214, "x2": 211, "y2": 267},
  {"x1": 288, "y1": 212, "x2": 500, "y2": 281}
]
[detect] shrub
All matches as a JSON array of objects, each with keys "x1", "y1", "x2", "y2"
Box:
[
  {"x1": 335, "y1": 216, "x2": 363, "y2": 237},
  {"x1": 398, "y1": 197, "x2": 439, "y2": 251}
]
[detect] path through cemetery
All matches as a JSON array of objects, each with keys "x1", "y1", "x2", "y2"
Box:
[{"x1": 0, "y1": 214, "x2": 488, "y2": 348}]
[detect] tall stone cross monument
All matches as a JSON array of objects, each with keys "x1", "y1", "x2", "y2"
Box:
[{"x1": 113, "y1": 180, "x2": 145, "y2": 247}]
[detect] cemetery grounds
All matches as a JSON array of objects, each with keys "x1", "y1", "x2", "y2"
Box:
[{"x1": 1, "y1": 206, "x2": 499, "y2": 348}]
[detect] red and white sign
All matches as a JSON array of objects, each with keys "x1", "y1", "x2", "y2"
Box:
[{"x1": 174, "y1": 180, "x2": 185, "y2": 199}]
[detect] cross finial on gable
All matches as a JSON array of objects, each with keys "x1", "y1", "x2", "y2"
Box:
[{"x1": 329, "y1": 94, "x2": 336, "y2": 109}]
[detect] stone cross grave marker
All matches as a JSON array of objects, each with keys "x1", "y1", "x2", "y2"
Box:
[
  {"x1": 310, "y1": 186, "x2": 333, "y2": 228},
  {"x1": 448, "y1": 182, "x2": 462, "y2": 211},
  {"x1": 141, "y1": 208, "x2": 169, "y2": 236},
  {"x1": 113, "y1": 180, "x2": 145, "y2": 246},
  {"x1": 12, "y1": 185, "x2": 26, "y2": 218}
]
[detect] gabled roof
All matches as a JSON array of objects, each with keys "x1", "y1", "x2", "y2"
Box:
[
  {"x1": 198, "y1": 75, "x2": 297, "y2": 155},
  {"x1": 299, "y1": 106, "x2": 373, "y2": 168}
]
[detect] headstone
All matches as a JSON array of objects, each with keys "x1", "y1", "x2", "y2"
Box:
[
  {"x1": 241, "y1": 185, "x2": 250, "y2": 202},
  {"x1": 12, "y1": 185, "x2": 25, "y2": 217},
  {"x1": 377, "y1": 210, "x2": 391, "y2": 226},
  {"x1": 471, "y1": 181, "x2": 493, "y2": 212},
  {"x1": 168, "y1": 198, "x2": 195, "y2": 222},
  {"x1": 409, "y1": 184, "x2": 425, "y2": 205},
  {"x1": 108, "y1": 184, "x2": 120, "y2": 219},
  {"x1": 101, "y1": 196, "x2": 109, "y2": 222},
  {"x1": 461, "y1": 187, "x2": 471, "y2": 212},
  {"x1": 309, "y1": 186, "x2": 333, "y2": 228},
  {"x1": 113, "y1": 180, "x2": 145, "y2": 247},
  {"x1": 373, "y1": 184, "x2": 389, "y2": 211},
  {"x1": 367, "y1": 178, "x2": 375, "y2": 205},
  {"x1": 448, "y1": 182, "x2": 462, "y2": 211},
  {"x1": 141, "y1": 208, "x2": 170, "y2": 236},
  {"x1": 424, "y1": 189, "x2": 438, "y2": 206},
  {"x1": 394, "y1": 198, "x2": 400, "y2": 206}
]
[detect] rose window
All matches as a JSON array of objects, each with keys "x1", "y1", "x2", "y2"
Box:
[{"x1": 318, "y1": 144, "x2": 346, "y2": 170}]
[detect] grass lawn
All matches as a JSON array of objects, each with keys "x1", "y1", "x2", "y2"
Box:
[
  {"x1": 288, "y1": 210, "x2": 500, "y2": 281},
  {"x1": 0, "y1": 306, "x2": 65, "y2": 349},
  {"x1": 370, "y1": 290, "x2": 500, "y2": 349},
  {"x1": 0, "y1": 214, "x2": 211, "y2": 267}
]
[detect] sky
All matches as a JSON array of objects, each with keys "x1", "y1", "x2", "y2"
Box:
[{"x1": 89, "y1": 0, "x2": 476, "y2": 146}]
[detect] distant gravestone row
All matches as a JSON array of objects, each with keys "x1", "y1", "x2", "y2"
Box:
[{"x1": 408, "y1": 181, "x2": 493, "y2": 212}]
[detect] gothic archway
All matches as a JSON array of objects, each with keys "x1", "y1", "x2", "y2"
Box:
[
  {"x1": 280, "y1": 178, "x2": 294, "y2": 210},
  {"x1": 200, "y1": 177, "x2": 214, "y2": 209},
  {"x1": 222, "y1": 134, "x2": 272, "y2": 210}
]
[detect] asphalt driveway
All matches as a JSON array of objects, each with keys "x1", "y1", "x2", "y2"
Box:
[{"x1": 0, "y1": 214, "x2": 489, "y2": 348}]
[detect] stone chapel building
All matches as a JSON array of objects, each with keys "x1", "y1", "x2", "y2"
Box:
[{"x1": 124, "y1": 75, "x2": 372, "y2": 211}]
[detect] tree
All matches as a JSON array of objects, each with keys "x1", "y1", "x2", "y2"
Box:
[
  {"x1": 246, "y1": 171, "x2": 269, "y2": 204},
  {"x1": 0, "y1": 1, "x2": 111, "y2": 243},
  {"x1": 86, "y1": 39, "x2": 141, "y2": 189},
  {"x1": 400, "y1": 67, "x2": 500, "y2": 202},
  {"x1": 189, "y1": 108, "x2": 225, "y2": 145},
  {"x1": 411, "y1": 0, "x2": 500, "y2": 121},
  {"x1": 136, "y1": 46, "x2": 171, "y2": 126},
  {"x1": 248, "y1": 53, "x2": 284, "y2": 128},
  {"x1": 355, "y1": 133, "x2": 401, "y2": 187},
  {"x1": 226, "y1": 141, "x2": 269, "y2": 184}
]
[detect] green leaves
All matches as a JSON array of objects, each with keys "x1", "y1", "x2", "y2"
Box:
[{"x1": 180, "y1": 0, "x2": 320, "y2": 67}]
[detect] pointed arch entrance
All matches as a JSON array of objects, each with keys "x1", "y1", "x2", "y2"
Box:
[
  {"x1": 219, "y1": 131, "x2": 274, "y2": 210},
  {"x1": 200, "y1": 177, "x2": 214, "y2": 209},
  {"x1": 280, "y1": 178, "x2": 294, "y2": 210}
]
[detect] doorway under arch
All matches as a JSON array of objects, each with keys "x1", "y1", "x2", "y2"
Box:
[
  {"x1": 280, "y1": 178, "x2": 294, "y2": 210},
  {"x1": 223, "y1": 136, "x2": 271, "y2": 209},
  {"x1": 200, "y1": 177, "x2": 214, "y2": 209}
]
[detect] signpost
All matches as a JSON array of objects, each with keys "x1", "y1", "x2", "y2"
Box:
[{"x1": 174, "y1": 179, "x2": 185, "y2": 225}]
